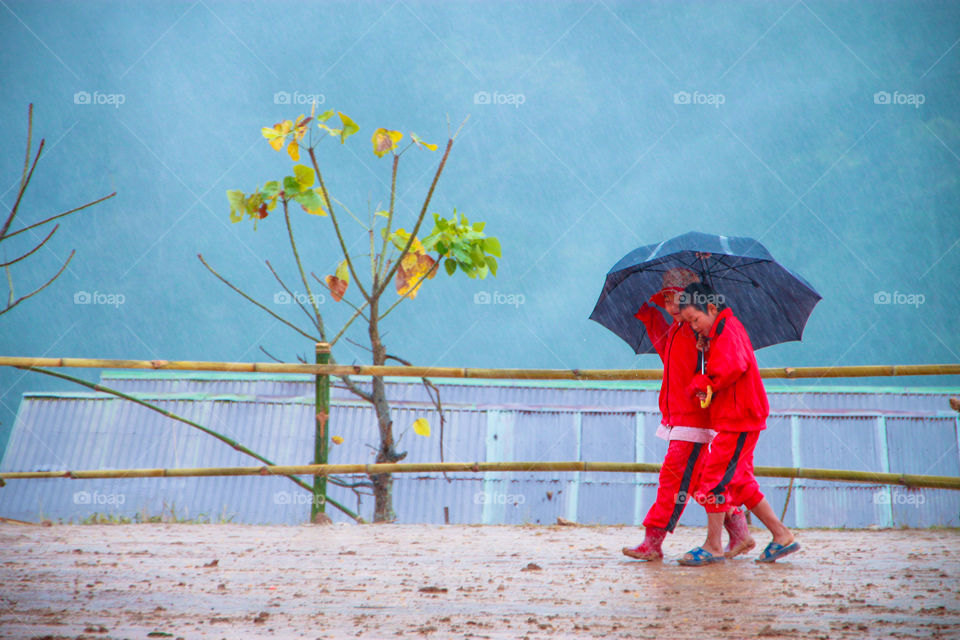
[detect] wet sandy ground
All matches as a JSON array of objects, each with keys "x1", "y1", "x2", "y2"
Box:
[{"x1": 0, "y1": 523, "x2": 958, "y2": 640}]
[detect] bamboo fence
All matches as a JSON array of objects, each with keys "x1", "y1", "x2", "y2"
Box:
[
  {"x1": 1, "y1": 461, "x2": 958, "y2": 490},
  {"x1": 2, "y1": 356, "x2": 959, "y2": 380},
  {"x1": 1, "y1": 356, "x2": 957, "y2": 502}
]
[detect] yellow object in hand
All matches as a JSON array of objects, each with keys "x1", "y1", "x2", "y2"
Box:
[{"x1": 700, "y1": 385, "x2": 713, "y2": 409}]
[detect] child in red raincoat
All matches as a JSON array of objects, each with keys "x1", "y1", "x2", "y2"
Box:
[
  {"x1": 622, "y1": 269, "x2": 752, "y2": 561},
  {"x1": 675, "y1": 282, "x2": 799, "y2": 566}
]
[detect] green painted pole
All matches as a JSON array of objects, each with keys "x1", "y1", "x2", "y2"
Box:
[{"x1": 312, "y1": 342, "x2": 331, "y2": 519}]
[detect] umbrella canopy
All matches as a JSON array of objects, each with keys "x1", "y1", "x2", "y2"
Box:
[{"x1": 589, "y1": 231, "x2": 821, "y2": 353}]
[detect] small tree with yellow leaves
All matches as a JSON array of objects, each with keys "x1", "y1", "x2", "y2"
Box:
[{"x1": 199, "y1": 107, "x2": 500, "y2": 522}]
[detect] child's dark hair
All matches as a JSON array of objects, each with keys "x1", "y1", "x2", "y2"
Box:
[{"x1": 677, "y1": 282, "x2": 726, "y2": 313}]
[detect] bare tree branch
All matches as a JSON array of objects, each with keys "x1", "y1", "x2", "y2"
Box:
[
  {"x1": 1, "y1": 139, "x2": 44, "y2": 242},
  {"x1": 258, "y1": 345, "x2": 285, "y2": 363},
  {"x1": 0, "y1": 223, "x2": 59, "y2": 268},
  {"x1": 0, "y1": 249, "x2": 75, "y2": 318},
  {"x1": 307, "y1": 147, "x2": 371, "y2": 302},
  {"x1": 376, "y1": 137, "x2": 453, "y2": 298},
  {"x1": 384, "y1": 351, "x2": 450, "y2": 483},
  {"x1": 265, "y1": 259, "x2": 320, "y2": 334},
  {"x1": 281, "y1": 200, "x2": 326, "y2": 340},
  {"x1": 2, "y1": 191, "x2": 116, "y2": 242},
  {"x1": 197, "y1": 253, "x2": 321, "y2": 343}
]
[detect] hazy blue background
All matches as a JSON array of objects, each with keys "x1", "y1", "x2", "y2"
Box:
[{"x1": 1, "y1": 0, "x2": 958, "y2": 453}]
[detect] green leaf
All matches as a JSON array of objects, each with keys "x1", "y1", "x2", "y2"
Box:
[
  {"x1": 389, "y1": 228, "x2": 411, "y2": 252},
  {"x1": 261, "y1": 181, "x2": 280, "y2": 198},
  {"x1": 316, "y1": 109, "x2": 335, "y2": 123},
  {"x1": 483, "y1": 237, "x2": 502, "y2": 257},
  {"x1": 375, "y1": 210, "x2": 389, "y2": 218},
  {"x1": 318, "y1": 124, "x2": 341, "y2": 137},
  {"x1": 452, "y1": 245, "x2": 472, "y2": 263},
  {"x1": 227, "y1": 190, "x2": 244, "y2": 223},
  {"x1": 338, "y1": 112, "x2": 359, "y2": 143},
  {"x1": 293, "y1": 164, "x2": 315, "y2": 189},
  {"x1": 445, "y1": 258, "x2": 457, "y2": 276},
  {"x1": 485, "y1": 256, "x2": 498, "y2": 277},
  {"x1": 283, "y1": 175, "x2": 302, "y2": 195},
  {"x1": 472, "y1": 221, "x2": 485, "y2": 232},
  {"x1": 294, "y1": 189, "x2": 326, "y2": 215}
]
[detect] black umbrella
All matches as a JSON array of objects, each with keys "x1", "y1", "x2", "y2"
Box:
[{"x1": 589, "y1": 231, "x2": 821, "y2": 353}]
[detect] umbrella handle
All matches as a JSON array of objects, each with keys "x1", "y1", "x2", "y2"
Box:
[{"x1": 699, "y1": 385, "x2": 713, "y2": 409}]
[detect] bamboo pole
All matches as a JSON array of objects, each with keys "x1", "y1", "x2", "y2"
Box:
[
  {"x1": 1, "y1": 462, "x2": 957, "y2": 490},
  {"x1": 313, "y1": 342, "x2": 331, "y2": 519},
  {"x1": 0, "y1": 357, "x2": 958, "y2": 380},
  {"x1": 17, "y1": 366, "x2": 361, "y2": 522}
]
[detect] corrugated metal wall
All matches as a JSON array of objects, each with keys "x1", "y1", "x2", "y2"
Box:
[{"x1": 1, "y1": 373, "x2": 957, "y2": 527}]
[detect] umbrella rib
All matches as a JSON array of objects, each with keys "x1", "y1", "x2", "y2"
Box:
[{"x1": 715, "y1": 260, "x2": 805, "y2": 340}]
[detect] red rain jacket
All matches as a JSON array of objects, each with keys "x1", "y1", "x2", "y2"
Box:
[
  {"x1": 634, "y1": 304, "x2": 709, "y2": 428},
  {"x1": 687, "y1": 307, "x2": 769, "y2": 432}
]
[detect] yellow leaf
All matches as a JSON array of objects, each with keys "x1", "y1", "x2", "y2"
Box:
[
  {"x1": 372, "y1": 128, "x2": 403, "y2": 158},
  {"x1": 410, "y1": 132, "x2": 437, "y2": 151},
  {"x1": 331, "y1": 435, "x2": 344, "y2": 445},
  {"x1": 412, "y1": 418, "x2": 430, "y2": 437},
  {"x1": 395, "y1": 248, "x2": 436, "y2": 299},
  {"x1": 338, "y1": 112, "x2": 359, "y2": 143},
  {"x1": 334, "y1": 259, "x2": 350, "y2": 284},
  {"x1": 287, "y1": 139, "x2": 300, "y2": 161},
  {"x1": 262, "y1": 120, "x2": 292, "y2": 151},
  {"x1": 293, "y1": 114, "x2": 310, "y2": 141},
  {"x1": 293, "y1": 164, "x2": 315, "y2": 189}
]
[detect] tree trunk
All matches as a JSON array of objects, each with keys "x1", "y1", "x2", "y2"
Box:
[{"x1": 368, "y1": 300, "x2": 404, "y2": 522}]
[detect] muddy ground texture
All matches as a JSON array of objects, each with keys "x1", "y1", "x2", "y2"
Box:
[{"x1": 1, "y1": 523, "x2": 958, "y2": 639}]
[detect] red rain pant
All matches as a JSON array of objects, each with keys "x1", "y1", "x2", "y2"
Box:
[
  {"x1": 643, "y1": 439, "x2": 709, "y2": 532},
  {"x1": 695, "y1": 430, "x2": 764, "y2": 514}
]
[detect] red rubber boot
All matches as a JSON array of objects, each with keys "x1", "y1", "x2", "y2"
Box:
[
  {"x1": 622, "y1": 526, "x2": 667, "y2": 561},
  {"x1": 723, "y1": 508, "x2": 756, "y2": 558}
]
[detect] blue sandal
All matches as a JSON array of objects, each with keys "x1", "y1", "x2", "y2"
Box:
[
  {"x1": 755, "y1": 540, "x2": 801, "y2": 563},
  {"x1": 678, "y1": 546, "x2": 725, "y2": 566}
]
